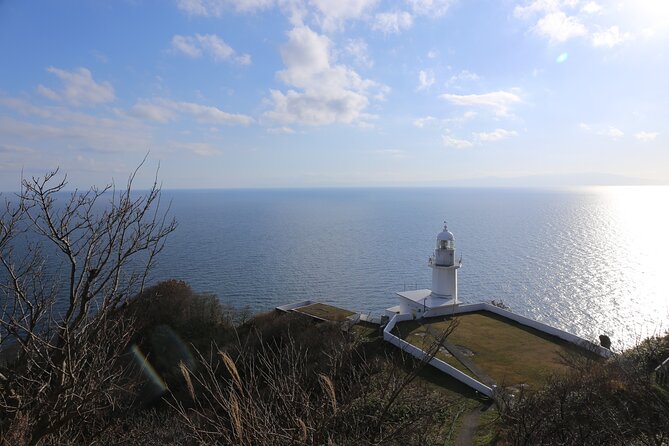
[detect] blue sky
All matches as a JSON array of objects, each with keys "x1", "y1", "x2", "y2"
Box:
[{"x1": 0, "y1": 0, "x2": 667, "y2": 189}]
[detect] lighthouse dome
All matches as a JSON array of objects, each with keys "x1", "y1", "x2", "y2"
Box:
[{"x1": 436, "y1": 224, "x2": 454, "y2": 241}]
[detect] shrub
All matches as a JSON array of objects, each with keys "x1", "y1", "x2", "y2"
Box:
[
  {"x1": 498, "y1": 335, "x2": 669, "y2": 446},
  {"x1": 128, "y1": 280, "x2": 235, "y2": 352}
]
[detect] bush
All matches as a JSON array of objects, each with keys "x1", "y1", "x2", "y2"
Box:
[
  {"x1": 128, "y1": 280, "x2": 235, "y2": 352},
  {"x1": 498, "y1": 335, "x2": 669, "y2": 446}
]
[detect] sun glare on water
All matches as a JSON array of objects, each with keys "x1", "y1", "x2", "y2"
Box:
[{"x1": 598, "y1": 186, "x2": 669, "y2": 344}]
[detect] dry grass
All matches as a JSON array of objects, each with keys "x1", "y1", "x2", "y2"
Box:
[
  {"x1": 396, "y1": 311, "x2": 598, "y2": 388},
  {"x1": 165, "y1": 311, "x2": 478, "y2": 446},
  {"x1": 294, "y1": 303, "x2": 356, "y2": 321},
  {"x1": 350, "y1": 321, "x2": 379, "y2": 339}
]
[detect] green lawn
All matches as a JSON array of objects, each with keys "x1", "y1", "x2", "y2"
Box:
[
  {"x1": 401, "y1": 326, "x2": 475, "y2": 378},
  {"x1": 395, "y1": 311, "x2": 599, "y2": 388}
]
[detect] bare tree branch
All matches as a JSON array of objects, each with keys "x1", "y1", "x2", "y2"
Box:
[{"x1": 0, "y1": 164, "x2": 176, "y2": 445}]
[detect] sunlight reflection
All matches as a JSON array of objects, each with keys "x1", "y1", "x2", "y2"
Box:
[{"x1": 597, "y1": 186, "x2": 669, "y2": 345}]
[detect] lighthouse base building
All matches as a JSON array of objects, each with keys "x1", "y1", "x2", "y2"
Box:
[{"x1": 386, "y1": 223, "x2": 462, "y2": 319}]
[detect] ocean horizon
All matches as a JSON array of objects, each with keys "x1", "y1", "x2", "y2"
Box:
[{"x1": 137, "y1": 185, "x2": 669, "y2": 350}]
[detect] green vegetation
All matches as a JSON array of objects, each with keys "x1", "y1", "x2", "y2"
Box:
[
  {"x1": 396, "y1": 312, "x2": 599, "y2": 388},
  {"x1": 294, "y1": 302, "x2": 356, "y2": 321},
  {"x1": 497, "y1": 333, "x2": 669, "y2": 445},
  {"x1": 3, "y1": 270, "x2": 668, "y2": 446},
  {"x1": 350, "y1": 320, "x2": 380, "y2": 339},
  {"x1": 2, "y1": 170, "x2": 668, "y2": 446},
  {"x1": 1, "y1": 274, "x2": 478, "y2": 445},
  {"x1": 473, "y1": 407, "x2": 500, "y2": 446}
]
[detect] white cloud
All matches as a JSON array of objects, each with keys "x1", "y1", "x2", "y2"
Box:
[
  {"x1": 175, "y1": 0, "x2": 274, "y2": 16},
  {"x1": 0, "y1": 90, "x2": 244, "y2": 164},
  {"x1": 372, "y1": 10, "x2": 413, "y2": 34},
  {"x1": 442, "y1": 127, "x2": 518, "y2": 148},
  {"x1": 514, "y1": 0, "x2": 563, "y2": 19},
  {"x1": 600, "y1": 126, "x2": 624, "y2": 139},
  {"x1": 407, "y1": 0, "x2": 454, "y2": 17},
  {"x1": 635, "y1": 131, "x2": 658, "y2": 142},
  {"x1": 195, "y1": 34, "x2": 235, "y2": 61},
  {"x1": 514, "y1": 1, "x2": 603, "y2": 45},
  {"x1": 265, "y1": 26, "x2": 384, "y2": 126},
  {"x1": 427, "y1": 49, "x2": 438, "y2": 59},
  {"x1": 172, "y1": 35, "x2": 202, "y2": 58},
  {"x1": 416, "y1": 70, "x2": 435, "y2": 91},
  {"x1": 581, "y1": 1, "x2": 602, "y2": 14},
  {"x1": 276, "y1": 26, "x2": 331, "y2": 84},
  {"x1": 0, "y1": 115, "x2": 150, "y2": 154},
  {"x1": 373, "y1": 84, "x2": 391, "y2": 101},
  {"x1": 266, "y1": 88, "x2": 370, "y2": 126},
  {"x1": 131, "y1": 100, "x2": 178, "y2": 123},
  {"x1": 176, "y1": 101, "x2": 253, "y2": 124},
  {"x1": 442, "y1": 134, "x2": 474, "y2": 149},
  {"x1": 235, "y1": 54, "x2": 252, "y2": 65},
  {"x1": 476, "y1": 128, "x2": 518, "y2": 142},
  {"x1": 413, "y1": 116, "x2": 436, "y2": 127},
  {"x1": 0, "y1": 95, "x2": 137, "y2": 131},
  {"x1": 0, "y1": 95, "x2": 54, "y2": 119},
  {"x1": 37, "y1": 67, "x2": 114, "y2": 106},
  {"x1": 229, "y1": 0, "x2": 275, "y2": 12},
  {"x1": 172, "y1": 34, "x2": 251, "y2": 64},
  {"x1": 441, "y1": 110, "x2": 478, "y2": 125},
  {"x1": 0, "y1": 143, "x2": 36, "y2": 154},
  {"x1": 91, "y1": 50, "x2": 109, "y2": 64},
  {"x1": 311, "y1": 0, "x2": 379, "y2": 32},
  {"x1": 592, "y1": 26, "x2": 630, "y2": 48},
  {"x1": 578, "y1": 122, "x2": 591, "y2": 131},
  {"x1": 344, "y1": 38, "x2": 373, "y2": 67},
  {"x1": 176, "y1": 0, "x2": 214, "y2": 16},
  {"x1": 446, "y1": 69, "x2": 480, "y2": 86},
  {"x1": 267, "y1": 126, "x2": 296, "y2": 134},
  {"x1": 440, "y1": 90, "x2": 521, "y2": 116},
  {"x1": 170, "y1": 141, "x2": 222, "y2": 156},
  {"x1": 132, "y1": 98, "x2": 253, "y2": 125},
  {"x1": 533, "y1": 11, "x2": 587, "y2": 43}
]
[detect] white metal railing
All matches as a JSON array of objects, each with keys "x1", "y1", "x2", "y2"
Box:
[{"x1": 383, "y1": 313, "x2": 495, "y2": 398}]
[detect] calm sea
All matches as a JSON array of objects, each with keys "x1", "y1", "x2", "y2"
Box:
[{"x1": 152, "y1": 186, "x2": 669, "y2": 349}]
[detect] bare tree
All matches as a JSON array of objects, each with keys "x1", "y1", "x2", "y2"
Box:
[{"x1": 0, "y1": 163, "x2": 176, "y2": 445}]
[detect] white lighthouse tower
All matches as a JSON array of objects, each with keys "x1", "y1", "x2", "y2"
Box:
[
  {"x1": 429, "y1": 223, "x2": 460, "y2": 300},
  {"x1": 386, "y1": 222, "x2": 461, "y2": 318}
]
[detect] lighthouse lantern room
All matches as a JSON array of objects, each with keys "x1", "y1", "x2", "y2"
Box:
[{"x1": 386, "y1": 222, "x2": 462, "y2": 318}]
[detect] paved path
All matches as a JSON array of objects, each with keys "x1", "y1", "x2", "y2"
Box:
[{"x1": 455, "y1": 406, "x2": 483, "y2": 446}]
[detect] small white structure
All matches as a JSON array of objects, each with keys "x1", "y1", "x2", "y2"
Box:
[{"x1": 387, "y1": 222, "x2": 461, "y2": 318}]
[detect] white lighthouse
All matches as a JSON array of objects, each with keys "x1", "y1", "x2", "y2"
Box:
[
  {"x1": 429, "y1": 223, "x2": 460, "y2": 299},
  {"x1": 386, "y1": 222, "x2": 461, "y2": 318}
]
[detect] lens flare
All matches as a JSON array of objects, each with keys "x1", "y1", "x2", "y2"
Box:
[
  {"x1": 131, "y1": 344, "x2": 167, "y2": 395},
  {"x1": 556, "y1": 53, "x2": 569, "y2": 63}
]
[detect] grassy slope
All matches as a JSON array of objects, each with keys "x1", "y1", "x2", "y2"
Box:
[{"x1": 396, "y1": 311, "x2": 599, "y2": 388}]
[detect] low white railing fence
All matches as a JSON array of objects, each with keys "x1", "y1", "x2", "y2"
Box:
[{"x1": 383, "y1": 313, "x2": 495, "y2": 398}]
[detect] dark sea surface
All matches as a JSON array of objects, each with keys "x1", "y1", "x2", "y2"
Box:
[{"x1": 152, "y1": 186, "x2": 669, "y2": 349}]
